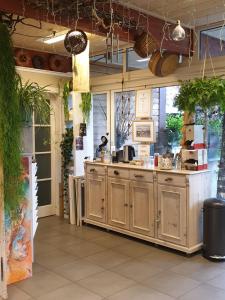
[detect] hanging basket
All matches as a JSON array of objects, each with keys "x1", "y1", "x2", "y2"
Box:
[
  {"x1": 149, "y1": 51, "x2": 179, "y2": 77},
  {"x1": 133, "y1": 32, "x2": 157, "y2": 58},
  {"x1": 64, "y1": 29, "x2": 88, "y2": 55},
  {"x1": 15, "y1": 49, "x2": 32, "y2": 67},
  {"x1": 48, "y1": 54, "x2": 65, "y2": 72}
]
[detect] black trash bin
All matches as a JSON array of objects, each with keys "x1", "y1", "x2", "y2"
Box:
[{"x1": 203, "y1": 198, "x2": 225, "y2": 260}]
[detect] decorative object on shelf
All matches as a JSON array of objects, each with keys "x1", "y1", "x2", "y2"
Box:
[
  {"x1": 15, "y1": 48, "x2": 32, "y2": 67},
  {"x1": 60, "y1": 127, "x2": 74, "y2": 215},
  {"x1": 158, "y1": 153, "x2": 173, "y2": 170},
  {"x1": 79, "y1": 123, "x2": 86, "y2": 137},
  {"x1": 48, "y1": 54, "x2": 65, "y2": 72},
  {"x1": 134, "y1": 32, "x2": 157, "y2": 58},
  {"x1": 136, "y1": 89, "x2": 152, "y2": 118},
  {"x1": 79, "y1": 92, "x2": 92, "y2": 125},
  {"x1": 64, "y1": 29, "x2": 88, "y2": 55},
  {"x1": 32, "y1": 55, "x2": 45, "y2": 69},
  {"x1": 132, "y1": 120, "x2": 155, "y2": 143},
  {"x1": 172, "y1": 20, "x2": 186, "y2": 41},
  {"x1": 95, "y1": 134, "x2": 109, "y2": 158},
  {"x1": 0, "y1": 23, "x2": 23, "y2": 213},
  {"x1": 149, "y1": 50, "x2": 179, "y2": 77}
]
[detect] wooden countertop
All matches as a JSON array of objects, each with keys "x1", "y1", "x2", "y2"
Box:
[{"x1": 85, "y1": 161, "x2": 211, "y2": 175}]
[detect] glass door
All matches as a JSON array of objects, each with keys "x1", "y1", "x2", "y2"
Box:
[{"x1": 33, "y1": 100, "x2": 55, "y2": 218}]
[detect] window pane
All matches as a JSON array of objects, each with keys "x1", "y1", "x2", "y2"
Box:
[
  {"x1": 36, "y1": 153, "x2": 51, "y2": 179},
  {"x1": 200, "y1": 27, "x2": 225, "y2": 59},
  {"x1": 37, "y1": 180, "x2": 51, "y2": 206},
  {"x1": 93, "y1": 94, "x2": 107, "y2": 155},
  {"x1": 35, "y1": 127, "x2": 51, "y2": 152},
  {"x1": 34, "y1": 100, "x2": 50, "y2": 124},
  {"x1": 114, "y1": 91, "x2": 136, "y2": 149}
]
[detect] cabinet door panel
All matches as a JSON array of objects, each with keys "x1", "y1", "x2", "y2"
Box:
[
  {"x1": 130, "y1": 181, "x2": 154, "y2": 237},
  {"x1": 86, "y1": 174, "x2": 106, "y2": 223},
  {"x1": 157, "y1": 184, "x2": 187, "y2": 246},
  {"x1": 108, "y1": 178, "x2": 129, "y2": 230}
]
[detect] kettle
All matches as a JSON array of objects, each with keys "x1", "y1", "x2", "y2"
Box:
[{"x1": 123, "y1": 145, "x2": 135, "y2": 162}]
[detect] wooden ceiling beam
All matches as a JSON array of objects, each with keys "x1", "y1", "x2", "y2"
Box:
[{"x1": 0, "y1": 0, "x2": 193, "y2": 56}]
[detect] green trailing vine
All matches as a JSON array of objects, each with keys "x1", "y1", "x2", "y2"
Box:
[
  {"x1": 63, "y1": 81, "x2": 70, "y2": 120},
  {"x1": 60, "y1": 128, "x2": 74, "y2": 212},
  {"x1": 80, "y1": 92, "x2": 92, "y2": 123},
  {"x1": 0, "y1": 23, "x2": 23, "y2": 212}
]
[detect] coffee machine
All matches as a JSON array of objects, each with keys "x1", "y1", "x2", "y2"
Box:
[{"x1": 123, "y1": 145, "x2": 135, "y2": 162}]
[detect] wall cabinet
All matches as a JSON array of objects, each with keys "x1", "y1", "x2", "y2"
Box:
[
  {"x1": 86, "y1": 173, "x2": 106, "y2": 223},
  {"x1": 85, "y1": 162, "x2": 211, "y2": 254}
]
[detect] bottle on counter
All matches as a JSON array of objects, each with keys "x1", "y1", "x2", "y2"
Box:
[{"x1": 154, "y1": 153, "x2": 159, "y2": 167}]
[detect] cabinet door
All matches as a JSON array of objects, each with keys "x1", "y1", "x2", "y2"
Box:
[
  {"x1": 157, "y1": 184, "x2": 187, "y2": 246},
  {"x1": 86, "y1": 174, "x2": 106, "y2": 223},
  {"x1": 108, "y1": 178, "x2": 129, "y2": 230},
  {"x1": 130, "y1": 181, "x2": 154, "y2": 237}
]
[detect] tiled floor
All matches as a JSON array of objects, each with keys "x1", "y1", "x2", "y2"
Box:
[{"x1": 7, "y1": 216, "x2": 225, "y2": 300}]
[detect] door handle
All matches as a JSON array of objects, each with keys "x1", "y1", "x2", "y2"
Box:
[{"x1": 114, "y1": 170, "x2": 119, "y2": 175}]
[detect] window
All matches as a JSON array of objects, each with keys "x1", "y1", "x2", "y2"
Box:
[
  {"x1": 93, "y1": 93, "x2": 108, "y2": 156},
  {"x1": 114, "y1": 91, "x2": 136, "y2": 149},
  {"x1": 200, "y1": 26, "x2": 225, "y2": 59},
  {"x1": 126, "y1": 48, "x2": 149, "y2": 71}
]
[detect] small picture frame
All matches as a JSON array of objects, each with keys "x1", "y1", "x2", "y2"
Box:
[
  {"x1": 136, "y1": 89, "x2": 152, "y2": 118},
  {"x1": 132, "y1": 120, "x2": 155, "y2": 143}
]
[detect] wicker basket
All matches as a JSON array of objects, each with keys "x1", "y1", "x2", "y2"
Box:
[
  {"x1": 134, "y1": 32, "x2": 157, "y2": 58},
  {"x1": 149, "y1": 51, "x2": 179, "y2": 77}
]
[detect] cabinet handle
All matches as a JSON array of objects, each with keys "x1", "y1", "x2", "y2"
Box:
[
  {"x1": 102, "y1": 198, "x2": 104, "y2": 202},
  {"x1": 124, "y1": 203, "x2": 128, "y2": 207},
  {"x1": 165, "y1": 177, "x2": 173, "y2": 182},
  {"x1": 130, "y1": 204, "x2": 133, "y2": 208},
  {"x1": 90, "y1": 168, "x2": 96, "y2": 173},
  {"x1": 101, "y1": 207, "x2": 104, "y2": 210},
  {"x1": 114, "y1": 170, "x2": 119, "y2": 175},
  {"x1": 134, "y1": 174, "x2": 144, "y2": 178}
]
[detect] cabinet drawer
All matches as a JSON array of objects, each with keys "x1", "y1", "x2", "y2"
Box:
[
  {"x1": 108, "y1": 167, "x2": 130, "y2": 179},
  {"x1": 157, "y1": 173, "x2": 186, "y2": 187},
  {"x1": 86, "y1": 165, "x2": 106, "y2": 175},
  {"x1": 130, "y1": 170, "x2": 153, "y2": 182}
]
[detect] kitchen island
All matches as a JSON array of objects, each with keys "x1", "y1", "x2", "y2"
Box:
[{"x1": 84, "y1": 161, "x2": 211, "y2": 254}]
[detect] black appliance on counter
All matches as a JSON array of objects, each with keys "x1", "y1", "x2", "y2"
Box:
[{"x1": 113, "y1": 146, "x2": 135, "y2": 163}]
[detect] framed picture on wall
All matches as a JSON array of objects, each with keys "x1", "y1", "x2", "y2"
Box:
[
  {"x1": 136, "y1": 89, "x2": 152, "y2": 118},
  {"x1": 132, "y1": 120, "x2": 155, "y2": 143}
]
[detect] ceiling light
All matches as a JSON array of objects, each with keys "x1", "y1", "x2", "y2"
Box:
[
  {"x1": 137, "y1": 57, "x2": 150, "y2": 62},
  {"x1": 43, "y1": 33, "x2": 66, "y2": 44},
  {"x1": 172, "y1": 20, "x2": 185, "y2": 41}
]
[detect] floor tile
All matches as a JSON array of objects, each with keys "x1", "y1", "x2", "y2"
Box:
[
  {"x1": 64, "y1": 241, "x2": 106, "y2": 258},
  {"x1": 54, "y1": 259, "x2": 104, "y2": 281},
  {"x1": 34, "y1": 242, "x2": 56, "y2": 256},
  {"x1": 171, "y1": 258, "x2": 225, "y2": 282},
  {"x1": 78, "y1": 270, "x2": 135, "y2": 297},
  {"x1": 178, "y1": 283, "x2": 225, "y2": 300},
  {"x1": 139, "y1": 249, "x2": 185, "y2": 269},
  {"x1": 69, "y1": 227, "x2": 109, "y2": 241},
  {"x1": 207, "y1": 270, "x2": 225, "y2": 290},
  {"x1": 32, "y1": 263, "x2": 46, "y2": 274},
  {"x1": 85, "y1": 250, "x2": 131, "y2": 269},
  {"x1": 45, "y1": 234, "x2": 83, "y2": 249},
  {"x1": 36, "y1": 283, "x2": 102, "y2": 300},
  {"x1": 106, "y1": 284, "x2": 175, "y2": 300},
  {"x1": 113, "y1": 240, "x2": 153, "y2": 258},
  {"x1": 7, "y1": 286, "x2": 31, "y2": 300},
  {"x1": 143, "y1": 270, "x2": 200, "y2": 298},
  {"x1": 111, "y1": 259, "x2": 163, "y2": 282},
  {"x1": 16, "y1": 270, "x2": 70, "y2": 298},
  {"x1": 36, "y1": 249, "x2": 78, "y2": 269},
  {"x1": 93, "y1": 235, "x2": 128, "y2": 249}
]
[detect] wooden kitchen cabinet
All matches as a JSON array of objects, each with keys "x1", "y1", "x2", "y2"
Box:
[
  {"x1": 157, "y1": 184, "x2": 187, "y2": 246},
  {"x1": 130, "y1": 181, "x2": 154, "y2": 237},
  {"x1": 86, "y1": 173, "x2": 106, "y2": 223},
  {"x1": 108, "y1": 177, "x2": 130, "y2": 230}
]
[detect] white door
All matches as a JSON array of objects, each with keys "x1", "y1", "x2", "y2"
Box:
[{"x1": 33, "y1": 96, "x2": 57, "y2": 218}]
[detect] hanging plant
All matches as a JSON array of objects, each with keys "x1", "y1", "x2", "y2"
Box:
[
  {"x1": 174, "y1": 76, "x2": 225, "y2": 199},
  {"x1": 63, "y1": 81, "x2": 71, "y2": 120},
  {"x1": 79, "y1": 92, "x2": 92, "y2": 124},
  {"x1": 60, "y1": 127, "x2": 74, "y2": 213},
  {"x1": 0, "y1": 23, "x2": 23, "y2": 212},
  {"x1": 16, "y1": 74, "x2": 50, "y2": 125}
]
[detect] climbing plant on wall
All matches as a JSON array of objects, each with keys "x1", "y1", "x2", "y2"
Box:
[{"x1": 0, "y1": 23, "x2": 22, "y2": 212}]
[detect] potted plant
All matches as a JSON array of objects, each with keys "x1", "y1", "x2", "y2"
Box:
[
  {"x1": 174, "y1": 76, "x2": 225, "y2": 199},
  {"x1": 79, "y1": 92, "x2": 92, "y2": 136}
]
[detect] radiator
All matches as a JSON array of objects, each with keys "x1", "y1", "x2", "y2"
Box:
[{"x1": 68, "y1": 175, "x2": 85, "y2": 226}]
